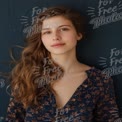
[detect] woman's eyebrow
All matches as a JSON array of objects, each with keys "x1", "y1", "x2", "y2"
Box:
[
  {"x1": 58, "y1": 25, "x2": 72, "y2": 28},
  {"x1": 42, "y1": 24, "x2": 71, "y2": 31}
]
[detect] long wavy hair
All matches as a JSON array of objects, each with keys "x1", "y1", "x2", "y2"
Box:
[{"x1": 10, "y1": 6, "x2": 86, "y2": 108}]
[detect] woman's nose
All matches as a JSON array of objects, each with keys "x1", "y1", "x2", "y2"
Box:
[{"x1": 52, "y1": 31, "x2": 61, "y2": 41}]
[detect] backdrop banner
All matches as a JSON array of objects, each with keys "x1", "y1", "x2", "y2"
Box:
[{"x1": 0, "y1": 0, "x2": 122, "y2": 121}]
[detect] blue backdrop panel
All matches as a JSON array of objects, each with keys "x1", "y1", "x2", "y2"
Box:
[{"x1": 0, "y1": 0, "x2": 122, "y2": 121}]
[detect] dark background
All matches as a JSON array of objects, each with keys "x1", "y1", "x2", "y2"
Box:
[{"x1": 0, "y1": 0, "x2": 122, "y2": 121}]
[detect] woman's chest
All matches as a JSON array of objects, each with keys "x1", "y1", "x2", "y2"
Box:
[{"x1": 25, "y1": 86, "x2": 99, "y2": 121}]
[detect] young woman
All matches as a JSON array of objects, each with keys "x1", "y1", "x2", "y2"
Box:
[{"x1": 6, "y1": 6, "x2": 120, "y2": 121}]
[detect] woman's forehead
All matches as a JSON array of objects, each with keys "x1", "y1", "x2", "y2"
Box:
[{"x1": 41, "y1": 16, "x2": 73, "y2": 29}]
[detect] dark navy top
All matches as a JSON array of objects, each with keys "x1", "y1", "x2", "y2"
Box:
[{"x1": 5, "y1": 67, "x2": 120, "y2": 122}]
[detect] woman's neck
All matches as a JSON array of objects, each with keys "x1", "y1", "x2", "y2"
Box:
[{"x1": 51, "y1": 53, "x2": 82, "y2": 74}]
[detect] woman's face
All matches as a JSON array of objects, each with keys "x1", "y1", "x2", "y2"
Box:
[{"x1": 41, "y1": 16, "x2": 82, "y2": 56}]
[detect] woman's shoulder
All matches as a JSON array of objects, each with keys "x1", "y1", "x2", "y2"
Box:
[
  {"x1": 80, "y1": 63, "x2": 101, "y2": 76},
  {"x1": 80, "y1": 63, "x2": 113, "y2": 83},
  {"x1": 78, "y1": 63, "x2": 113, "y2": 85},
  {"x1": 7, "y1": 97, "x2": 25, "y2": 109},
  {"x1": 81, "y1": 63, "x2": 105, "y2": 77},
  {"x1": 6, "y1": 97, "x2": 26, "y2": 121}
]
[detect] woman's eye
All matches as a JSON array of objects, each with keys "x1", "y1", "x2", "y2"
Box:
[{"x1": 60, "y1": 28, "x2": 69, "y2": 31}]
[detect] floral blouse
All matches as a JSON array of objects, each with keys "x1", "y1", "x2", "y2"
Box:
[{"x1": 5, "y1": 67, "x2": 120, "y2": 122}]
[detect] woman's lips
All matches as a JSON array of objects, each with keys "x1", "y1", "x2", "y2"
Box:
[{"x1": 51, "y1": 43, "x2": 65, "y2": 47}]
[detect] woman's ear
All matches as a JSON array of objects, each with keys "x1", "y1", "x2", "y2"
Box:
[{"x1": 77, "y1": 33, "x2": 83, "y2": 41}]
